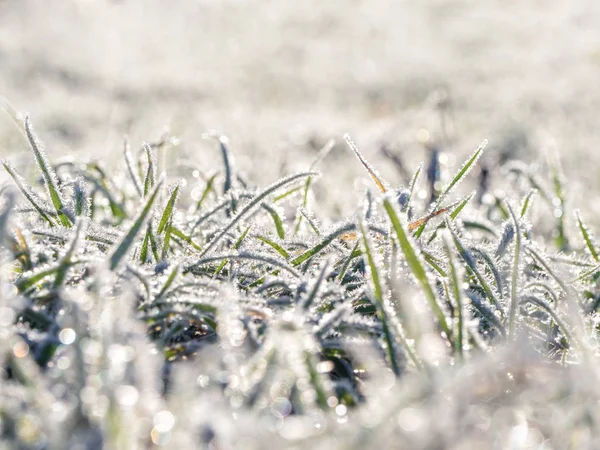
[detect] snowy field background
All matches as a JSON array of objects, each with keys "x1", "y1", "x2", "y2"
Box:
[{"x1": 2, "y1": 0, "x2": 600, "y2": 214}]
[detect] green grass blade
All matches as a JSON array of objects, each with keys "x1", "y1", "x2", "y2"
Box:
[
  {"x1": 24, "y1": 115, "x2": 71, "y2": 227},
  {"x1": 257, "y1": 235, "x2": 290, "y2": 259},
  {"x1": 109, "y1": 179, "x2": 163, "y2": 270},
  {"x1": 170, "y1": 227, "x2": 202, "y2": 252},
  {"x1": 195, "y1": 173, "x2": 217, "y2": 212},
  {"x1": 575, "y1": 210, "x2": 599, "y2": 262},
  {"x1": 261, "y1": 203, "x2": 285, "y2": 239},
  {"x1": 358, "y1": 220, "x2": 400, "y2": 374},
  {"x1": 161, "y1": 221, "x2": 173, "y2": 260},
  {"x1": 442, "y1": 233, "x2": 466, "y2": 359},
  {"x1": 383, "y1": 195, "x2": 451, "y2": 337},
  {"x1": 337, "y1": 241, "x2": 361, "y2": 282},
  {"x1": 157, "y1": 183, "x2": 180, "y2": 234}
]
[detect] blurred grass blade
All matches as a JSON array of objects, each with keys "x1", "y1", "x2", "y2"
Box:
[
  {"x1": 54, "y1": 217, "x2": 86, "y2": 287},
  {"x1": 520, "y1": 188, "x2": 537, "y2": 218},
  {"x1": 25, "y1": 115, "x2": 72, "y2": 227},
  {"x1": 156, "y1": 264, "x2": 180, "y2": 299},
  {"x1": 109, "y1": 179, "x2": 163, "y2": 270},
  {"x1": 143, "y1": 143, "x2": 157, "y2": 197}
]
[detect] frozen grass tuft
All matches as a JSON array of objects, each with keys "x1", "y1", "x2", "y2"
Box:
[{"x1": 2, "y1": 115, "x2": 600, "y2": 448}]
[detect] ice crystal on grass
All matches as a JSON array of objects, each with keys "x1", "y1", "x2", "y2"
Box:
[{"x1": 2, "y1": 115, "x2": 600, "y2": 449}]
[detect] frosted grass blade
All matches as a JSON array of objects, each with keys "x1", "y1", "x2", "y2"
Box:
[
  {"x1": 109, "y1": 179, "x2": 163, "y2": 270},
  {"x1": 197, "y1": 171, "x2": 317, "y2": 259},
  {"x1": 157, "y1": 183, "x2": 180, "y2": 234},
  {"x1": 383, "y1": 195, "x2": 451, "y2": 337},
  {"x1": 24, "y1": 115, "x2": 71, "y2": 227}
]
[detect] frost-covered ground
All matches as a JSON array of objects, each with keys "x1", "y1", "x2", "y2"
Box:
[{"x1": 3, "y1": 1, "x2": 600, "y2": 449}]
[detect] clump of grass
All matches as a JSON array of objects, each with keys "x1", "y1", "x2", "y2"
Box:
[{"x1": 1, "y1": 113, "x2": 600, "y2": 449}]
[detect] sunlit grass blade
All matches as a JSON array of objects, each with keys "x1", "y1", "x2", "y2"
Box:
[
  {"x1": 344, "y1": 134, "x2": 388, "y2": 193},
  {"x1": 24, "y1": 115, "x2": 71, "y2": 227},
  {"x1": 197, "y1": 171, "x2": 317, "y2": 259},
  {"x1": 157, "y1": 183, "x2": 180, "y2": 234},
  {"x1": 109, "y1": 179, "x2": 163, "y2": 270},
  {"x1": 383, "y1": 194, "x2": 451, "y2": 337},
  {"x1": 575, "y1": 210, "x2": 599, "y2": 262}
]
